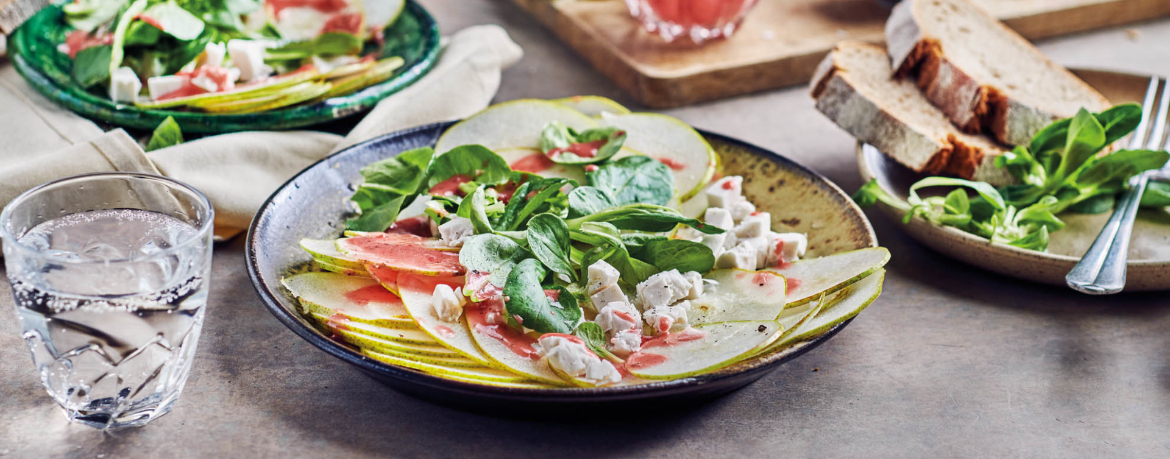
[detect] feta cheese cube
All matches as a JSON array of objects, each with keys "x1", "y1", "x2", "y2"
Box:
[
  {"x1": 704, "y1": 207, "x2": 735, "y2": 231},
  {"x1": 644, "y1": 302, "x2": 689, "y2": 334},
  {"x1": 147, "y1": 75, "x2": 186, "y2": 100},
  {"x1": 683, "y1": 271, "x2": 704, "y2": 299},
  {"x1": 538, "y1": 334, "x2": 622, "y2": 385},
  {"x1": 108, "y1": 67, "x2": 141, "y2": 104},
  {"x1": 701, "y1": 233, "x2": 727, "y2": 258},
  {"x1": 739, "y1": 236, "x2": 772, "y2": 270},
  {"x1": 590, "y1": 284, "x2": 629, "y2": 311},
  {"x1": 673, "y1": 225, "x2": 703, "y2": 241},
  {"x1": 276, "y1": 6, "x2": 330, "y2": 42},
  {"x1": 227, "y1": 39, "x2": 273, "y2": 82},
  {"x1": 596, "y1": 302, "x2": 641, "y2": 334},
  {"x1": 431, "y1": 284, "x2": 465, "y2": 322},
  {"x1": 438, "y1": 216, "x2": 474, "y2": 247},
  {"x1": 706, "y1": 176, "x2": 744, "y2": 208},
  {"x1": 766, "y1": 232, "x2": 808, "y2": 266},
  {"x1": 609, "y1": 329, "x2": 642, "y2": 357},
  {"x1": 729, "y1": 200, "x2": 756, "y2": 222},
  {"x1": 715, "y1": 242, "x2": 758, "y2": 270},
  {"x1": 734, "y1": 212, "x2": 771, "y2": 238},
  {"x1": 202, "y1": 42, "x2": 226, "y2": 67},
  {"x1": 635, "y1": 269, "x2": 692, "y2": 310},
  {"x1": 587, "y1": 260, "x2": 620, "y2": 295},
  {"x1": 190, "y1": 74, "x2": 219, "y2": 93}
]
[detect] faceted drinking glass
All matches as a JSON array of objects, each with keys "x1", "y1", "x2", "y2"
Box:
[
  {"x1": 625, "y1": 0, "x2": 760, "y2": 43},
  {"x1": 1, "y1": 173, "x2": 213, "y2": 429}
]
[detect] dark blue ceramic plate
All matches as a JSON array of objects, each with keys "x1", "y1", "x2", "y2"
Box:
[
  {"x1": 246, "y1": 121, "x2": 878, "y2": 410},
  {"x1": 9, "y1": 1, "x2": 440, "y2": 134}
]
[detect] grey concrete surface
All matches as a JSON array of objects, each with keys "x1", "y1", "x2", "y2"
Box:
[{"x1": 4, "y1": 1, "x2": 1170, "y2": 457}]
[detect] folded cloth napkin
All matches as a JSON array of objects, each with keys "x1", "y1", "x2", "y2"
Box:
[{"x1": 0, "y1": 25, "x2": 523, "y2": 236}]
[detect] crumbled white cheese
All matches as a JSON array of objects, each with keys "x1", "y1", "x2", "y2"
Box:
[
  {"x1": 595, "y1": 302, "x2": 641, "y2": 334},
  {"x1": 587, "y1": 260, "x2": 620, "y2": 295},
  {"x1": 706, "y1": 176, "x2": 744, "y2": 208},
  {"x1": 147, "y1": 75, "x2": 186, "y2": 100},
  {"x1": 635, "y1": 269, "x2": 692, "y2": 310},
  {"x1": 729, "y1": 200, "x2": 756, "y2": 222},
  {"x1": 438, "y1": 217, "x2": 474, "y2": 248},
  {"x1": 537, "y1": 335, "x2": 622, "y2": 385},
  {"x1": 227, "y1": 39, "x2": 273, "y2": 82},
  {"x1": 610, "y1": 329, "x2": 642, "y2": 356},
  {"x1": 683, "y1": 271, "x2": 704, "y2": 300},
  {"x1": 735, "y1": 212, "x2": 771, "y2": 238},
  {"x1": 644, "y1": 302, "x2": 690, "y2": 334},
  {"x1": 704, "y1": 207, "x2": 735, "y2": 231},
  {"x1": 674, "y1": 225, "x2": 704, "y2": 241},
  {"x1": 202, "y1": 42, "x2": 226, "y2": 67},
  {"x1": 431, "y1": 284, "x2": 465, "y2": 322},
  {"x1": 109, "y1": 67, "x2": 141, "y2": 104},
  {"x1": 276, "y1": 6, "x2": 331, "y2": 42},
  {"x1": 190, "y1": 74, "x2": 219, "y2": 93},
  {"x1": 740, "y1": 236, "x2": 772, "y2": 269},
  {"x1": 716, "y1": 242, "x2": 758, "y2": 270},
  {"x1": 766, "y1": 232, "x2": 808, "y2": 266},
  {"x1": 590, "y1": 284, "x2": 629, "y2": 311}
]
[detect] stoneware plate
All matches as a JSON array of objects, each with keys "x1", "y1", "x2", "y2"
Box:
[
  {"x1": 247, "y1": 121, "x2": 878, "y2": 410},
  {"x1": 8, "y1": 1, "x2": 440, "y2": 134},
  {"x1": 858, "y1": 69, "x2": 1170, "y2": 290}
]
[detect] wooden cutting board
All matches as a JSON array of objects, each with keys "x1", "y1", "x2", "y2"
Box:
[{"x1": 510, "y1": 0, "x2": 1170, "y2": 108}]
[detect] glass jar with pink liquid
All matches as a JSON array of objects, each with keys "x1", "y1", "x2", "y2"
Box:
[{"x1": 625, "y1": 0, "x2": 761, "y2": 43}]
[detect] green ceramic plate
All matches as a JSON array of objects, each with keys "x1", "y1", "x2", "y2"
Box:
[{"x1": 8, "y1": 1, "x2": 440, "y2": 133}]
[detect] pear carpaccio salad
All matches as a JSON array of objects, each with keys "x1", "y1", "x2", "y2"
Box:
[
  {"x1": 282, "y1": 97, "x2": 891, "y2": 388},
  {"x1": 60, "y1": 0, "x2": 407, "y2": 112}
]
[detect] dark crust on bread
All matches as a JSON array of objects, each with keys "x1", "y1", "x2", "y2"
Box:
[
  {"x1": 919, "y1": 135, "x2": 985, "y2": 178},
  {"x1": 900, "y1": 38, "x2": 989, "y2": 135}
]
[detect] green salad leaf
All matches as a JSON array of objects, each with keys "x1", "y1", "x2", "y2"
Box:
[
  {"x1": 539, "y1": 121, "x2": 626, "y2": 165},
  {"x1": 566, "y1": 203, "x2": 723, "y2": 234},
  {"x1": 459, "y1": 234, "x2": 529, "y2": 289},
  {"x1": 566, "y1": 186, "x2": 616, "y2": 219},
  {"x1": 503, "y1": 259, "x2": 581, "y2": 334},
  {"x1": 427, "y1": 144, "x2": 513, "y2": 190},
  {"x1": 496, "y1": 177, "x2": 572, "y2": 231},
  {"x1": 64, "y1": 0, "x2": 129, "y2": 32},
  {"x1": 345, "y1": 147, "x2": 435, "y2": 232},
  {"x1": 527, "y1": 214, "x2": 576, "y2": 282},
  {"x1": 587, "y1": 155, "x2": 674, "y2": 206},
  {"x1": 146, "y1": 116, "x2": 184, "y2": 151},
  {"x1": 573, "y1": 322, "x2": 617, "y2": 360},
  {"x1": 72, "y1": 45, "x2": 113, "y2": 88},
  {"x1": 637, "y1": 239, "x2": 716, "y2": 274}
]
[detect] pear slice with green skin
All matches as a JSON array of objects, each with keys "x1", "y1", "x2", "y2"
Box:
[
  {"x1": 283, "y1": 272, "x2": 412, "y2": 326},
  {"x1": 341, "y1": 231, "x2": 458, "y2": 252},
  {"x1": 313, "y1": 313, "x2": 438, "y2": 345},
  {"x1": 331, "y1": 327, "x2": 461, "y2": 357},
  {"x1": 767, "y1": 247, "x2": 890, "y2": 306},
  {"x1": 301, "y1": 238, "x2": 365, "y2": 271},
  {"x1": 364, "y1": 263, "x2": 400, "y2": 294},
  {"x1": 599, "y1": 112, "x2": 718, "y2": 202},
  {"x1": 438, "y1": 374, "x2": 553, "y2": 389},
  {"x1": 626, "y1": 321, "x2": 784, "y2": 380},
  {"x1": 371, "y1": 346, "x2": 487, "y2": 369},
  {"x1": 199, "y1": 81, "x2": 333, "y2": 114},
  {"x1": 320, "y1": 60, "x2": 376, "y2": 81},
  {"x1": 759, "y1": 269, "x2": 884, "y2": 357},
  {"x1": 434, "y1": 99, "x2": 597, "y2": 154},
  {"x1": 136, "y1": 67, "x2": 323, "y2": 109},
  {"x1": 553, "y1": 95, "x2": 632, "y2": 117},
  {"x1": 362, "y1": 0, "x2": 405, "y2": 32},
  {"x1": 310, "y1": 57, "x2": 404, "y2": 103},
  {"x1": 362, "y1": 349, "x2": 533, "y2": 383},
  {"x1": 690, "y1": 269, "x2": 787, "y2": 326},
  {"x1": 396, "y1": 273, "x2": 499, "y2": 368},
  {"x1": 464, "y1": 303, "x2": 569, "y2": 386},
  {"x1": 314, "y1": 259, "x2": 371, "y2": 277},
  {"x1": 337, "y1": 234, "x2": 465, "y2": 276}
]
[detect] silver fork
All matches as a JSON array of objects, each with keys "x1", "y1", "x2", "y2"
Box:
[{"x1": 1066, "y1": 77, "x2": 1170, "y2": 295}]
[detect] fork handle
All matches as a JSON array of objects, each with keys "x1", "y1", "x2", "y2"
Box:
[{"x1": 1065, "y1": 175, "x2": 1150, "y2": 294}]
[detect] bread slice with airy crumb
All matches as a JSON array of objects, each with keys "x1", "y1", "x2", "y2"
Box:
[
  {"x1": 886, "y1": 0, "x2": 1110, "y2": 146},
  {"x1": 811, "y1": 41, "x2": 1013, "y2": 185}
]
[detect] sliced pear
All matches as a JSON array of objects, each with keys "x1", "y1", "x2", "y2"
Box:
[
  {"x1": 313, "y1": 313, "x2": 437, "y2": 345},
  {"x1": 282, "y1": 273, "x2": 412, "y2": 327},
  {"x1": 464, "y1": 308, "x2": 568, "y2": 386},
  {"x1": 340, "y1": 231, "x2": 457, "y2": 251},
  {"x1": 337, "y1": 233, "x2": 464, "y2": 276},
  {"x1": 361, "y1": 0, "x2": 405, "y2": 29},
  {"x1": 301, "y1": 238, "x2": 365, "y2": 270},
  {"x1": 554, "y1": 95, "x2": 632, "y2": 117},
  {"x1": 364, "y1": 263, "x2": 400, "y2": 294},
  {"x1": 313, "y1": 259, "x2": 371, "y2": 277},
  {"x1": 434, "y1": 99, "x2": 597, "y2": 154},
  {"x1": 370, "y1": 347, "x2": 486, "y2": 369},
  {"x1": 362, "y1": 349, "x2": 532, "y2": 383},
  {"x1": 438, "y1": 374, "x2": 553, "y2": 389},
  {"x1": 689, "y1": 270, "x2": 787, "y2": 325},
  {"x1": 332, "y1": 327, "x2": 461, "y2": 357},
  {"x1": 767, "y1": 247, "x2": 890, "y2": 306},
  {"x1": 626, "y1": 321, "x2": 783, "y2": 380},
  {"x1": 397, "y1": 273, "x2": 498, "y2": 367},
  {"x1": 769, "y1": 269, "x2": 884, "y2": 351},
  {"x1": 136, "y1": 67, "x2": 322, "y2": 109},
  {"x1": 599, "y1": 112, "x2": 718, "y2": 202}
]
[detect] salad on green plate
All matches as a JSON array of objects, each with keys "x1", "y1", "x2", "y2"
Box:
[
  {"x1": 9, "y1": 0, "x2": 439, "y2": 132},
  {"x1": 281, "y1": 97, "x2": 891, "y2": 388}
]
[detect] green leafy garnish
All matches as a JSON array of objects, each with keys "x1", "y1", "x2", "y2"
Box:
[
  {"x1": 72, "y1": 45, "x2": 113, "y2": 88},
  {"x1": 566, "y1": 203, "x2": 723, "y2": 234},
  {"x1": 346, "y1": 147, "x2": 435, "y2": 232},
  {"x1": 539, "y1": 121, "x2": 626, "y2": 164},
  {"x1": 146, "y1": 116, "x2": 184, "y2": 151},
  {"x1": 427, "y1": 144, "x2": 513, "y2": 190},
  {"x1": 573, "y1": 322, "x2": 617, "y2": 360},
  {"x1": 502, "y1": 259, "x2": 582, "y2": 334},
  {"x1": 587, "y1": 155, "x2": 674, "y2": 206},
  {"x1": 527, "y1": 214, "x2": 576, "y2": 282}
]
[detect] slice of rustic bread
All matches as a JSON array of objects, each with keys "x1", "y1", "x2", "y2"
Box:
[
  {"x1": 886, "y1": 0, "x2": 1110, "y2": 146},
  {"x1": 811, "y1": 41, "x2": 1013, "y2": 185}
]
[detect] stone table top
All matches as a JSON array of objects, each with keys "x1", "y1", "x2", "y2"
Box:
[{"x1": 3, "y1": 1, "x2": 1170, "y2": 457}]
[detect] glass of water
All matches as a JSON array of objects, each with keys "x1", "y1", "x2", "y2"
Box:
[{"x1": 1, "y1": 173, "x2": 213, "y2": 429}]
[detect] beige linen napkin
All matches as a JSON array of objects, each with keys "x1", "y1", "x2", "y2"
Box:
[{"x1": 0, "y1": 25, "x2": 523, "y2": 236}]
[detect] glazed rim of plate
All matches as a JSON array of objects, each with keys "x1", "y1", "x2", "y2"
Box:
[
  {"x1": 856, "y1": 142, "x2": 1167, "y2": 267},
  {"x1": 247, "y1": 122, "x2": 878, "y2": 395}
]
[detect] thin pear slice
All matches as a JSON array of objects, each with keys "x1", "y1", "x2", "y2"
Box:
[
  {"x1": 135, "y1": 67, "x2": 322, "y2": 109},
  {"x1": 627, "y1": 321, "x2": 783, "y2": 380},
  {"x1": 362, "y1": 0, "x2": 405, "y2": 31},
  {"x1": 767, "y1": 247, "x2": 890, "y2": 306},
  {"x1": 313, "y1": 313, "x2": 437, "y2": 345},
  {"x1": 314, "y1": 259, "x2": 371, "y2": 277},
  {"x1": 439, "y1": 374, "x2": 553, "y2": 389},
  {"x1": 340, "y1": 231, "x2": 458, "y2": 251},
  {"x1": 767, "y1": 269, "x2": 884, "y2": 352},
  {"x1": 371, "y1": 347, "x2": 486, "y2": 369},
  {"x1": 362, "y1": 349, "x2": 532, "y2": 383},
  {"x1": 554, "y1": 95, "x2": 632, "y2": 117},
  {"x1": 434, "y1": 99, "x2": 597, "y2": 154},
  {"x1": 332, "y1": 327, "x2": 461, "y2": 357},
  {"x1": 283, "y1": 273, "x2": 411, "y2": 327},
  {"x1": 599, "y1": 112, "x2": 718, "y2": 202},
  {"x1": 397, "y1": 273, "x2": 497, "y2": 367},
  {"x1": 497, "y1": 147, "x2": 588, "y2": 182},
  {"x1": 301, "y1": 238, "x2": 365, "y2": 270},
  {"x1": 338, "y1": 233, "x2": 465, "y2": 276},
  {"x1": 465, "y1": 306, "x2": 568, "y2": 386},
  {"x1": 690, "y1": 270, "x2": 787, "y2": 325}
]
